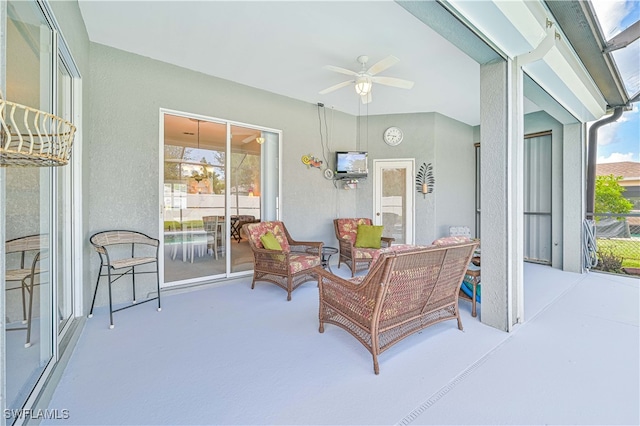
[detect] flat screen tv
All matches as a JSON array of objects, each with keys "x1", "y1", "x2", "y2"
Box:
[{"x1": 335, "y1": 151, "x2": 368, "y2": 179}]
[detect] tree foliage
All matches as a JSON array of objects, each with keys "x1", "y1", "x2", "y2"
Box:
[{"x1": 595, "y1": 174, "x2": 633, "y2": 215}]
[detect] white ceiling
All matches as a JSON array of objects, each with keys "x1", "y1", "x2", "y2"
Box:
[{"x1": 78, "y1": 1, "x2": 483, "y2": 125}]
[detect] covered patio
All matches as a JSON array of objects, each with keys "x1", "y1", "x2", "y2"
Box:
[{"x1": 44, "y1": 263, "x2": 638, "y2": 425}]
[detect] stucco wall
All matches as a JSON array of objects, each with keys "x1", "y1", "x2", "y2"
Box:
[
  {"x1": 434, "y1": 113, "x2": 476, "y2": 240},
  {"x1": 352, "y1": 112, "x2": 475, "y2": 246}
]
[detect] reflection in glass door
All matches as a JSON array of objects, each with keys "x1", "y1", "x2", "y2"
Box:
[
  {"x1": 373, "y1": 159, "x2": 415, "y2": 244},
  {"x1": 162, "y1": 113, "x2": 278, "y2": 284}
]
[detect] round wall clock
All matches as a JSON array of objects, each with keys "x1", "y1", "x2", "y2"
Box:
[{"x1": 383, "y1": 126, "x2": 404, "y2": 146}]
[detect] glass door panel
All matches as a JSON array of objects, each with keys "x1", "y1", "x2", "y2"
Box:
[
  {"x1": 163, "y1": 115, "x2": 227, "y2": 283},
  {"x1": 162, "y1": 114, "x2": 279, "y2": 282},
  {"x1": 5, "y1": 0, "x2": 55, "y2": 414},
  {"x1": 230, "y1": 125, "x2": 262, "y2": 273}
]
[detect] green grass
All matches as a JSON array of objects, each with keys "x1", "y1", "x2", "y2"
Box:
[{"x1": 596, "y1": 238, "x2": 640, "y2": 268}]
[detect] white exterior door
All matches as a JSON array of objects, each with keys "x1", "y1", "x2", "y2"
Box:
[{"x1": 373, "y1": 159, "x2": 415, "y2": 244}]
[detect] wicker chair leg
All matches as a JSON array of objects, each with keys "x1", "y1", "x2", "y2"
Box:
[
  {"x1": 457, "y1": 314, "x2": 463, "y2": 331},
  {"x1": 373, "y1": 356, "x2": 380, "y2": 375}
]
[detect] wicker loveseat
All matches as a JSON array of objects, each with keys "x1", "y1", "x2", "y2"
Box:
[
  {"x1": 244, "y1": 221, "x2": 322, "y2": 301},
  {"x1": 333, "y1": 218, "x2": 394, "y2": 277},
  {"x1": 317, "y1": 240, "x2": 479, "y2": 374}
]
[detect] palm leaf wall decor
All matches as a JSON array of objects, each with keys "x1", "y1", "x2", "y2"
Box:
[{"x1": 415, "y1": 162, "x2": 435, "y2": 198}]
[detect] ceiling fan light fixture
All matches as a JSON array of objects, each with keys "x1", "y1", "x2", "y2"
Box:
[
  {"x1": 256, "y1": 137, "x2": 265, "y2": 144},
  {"x1": 354, "y1": 76, "x2": 372, "y2": 96}
]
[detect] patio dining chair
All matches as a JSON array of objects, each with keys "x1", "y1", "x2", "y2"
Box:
[
  {"x1": 89, "y1": 230, "x2": 161, "y2": 328},
  {"x1": 5, "y1": 234, "x2": 48, "y2": 348},
  {"x1": 203, "y1": 215, "x2": 224, "y2": 259}
]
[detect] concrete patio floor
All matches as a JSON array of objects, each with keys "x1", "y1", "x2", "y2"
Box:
[{"x1": 44, "y1": 263, "x2": 639, "y2": 425}]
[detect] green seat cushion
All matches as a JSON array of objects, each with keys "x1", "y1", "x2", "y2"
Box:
[
  {"x1": 354, "y1": 224, "x2": 384, "y2": 249},
  {"x1": 260, "y1": 231, "x2": 282, "y2": 250}
]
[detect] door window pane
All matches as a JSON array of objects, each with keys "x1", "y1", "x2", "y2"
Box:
[{"x1": 381, "y1": 168, "x2": 407, "y2": 243}]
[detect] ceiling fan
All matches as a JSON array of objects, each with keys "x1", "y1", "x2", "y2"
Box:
[{"x1": 319, "y1": 55, "x2": 414, "y2": 104}]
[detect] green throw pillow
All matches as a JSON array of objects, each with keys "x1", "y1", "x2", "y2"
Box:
[
  {"x1": 354, "y1": 224, "x2": 384, "y2": 249},
  {"x1": 260, "y1": 231, "x2": 282, "y2": 250}
]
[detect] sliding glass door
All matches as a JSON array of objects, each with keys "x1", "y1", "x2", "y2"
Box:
[
  {"x1": 161, "y1": 112, "x2": 280, "y2": 285},
  {"x1": 3, "y1": 0, "x2": 76, "y2": 415}
]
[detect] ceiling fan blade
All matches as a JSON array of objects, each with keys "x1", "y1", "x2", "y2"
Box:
[
  {"x1": 371, "y1": 76, "x2": 415, "y2": 89},
  {"x1": 319, "y1": 80, "x2": 353, "y2": 95},
  {"x1": 366, "y1": 55, "x2": 399, "y2": 76},
  {"x1": 324, "y1": 65, "x2": 358, "y2": 76},
  {"x1": 242, "y1": 134, "x2": 258, "y2": 144}
]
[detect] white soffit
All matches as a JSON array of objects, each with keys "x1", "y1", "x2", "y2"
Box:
[{"x1": 448, "y1": 0, "x2": 607, "y2": 121}]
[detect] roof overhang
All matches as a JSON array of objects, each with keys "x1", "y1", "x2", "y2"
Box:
[
  {"x1": 545, "y1": 0, "x2": 631, "y2": 109},
  {"x1": 434, "y1": 0, "x2": 613, "y2": 122}
]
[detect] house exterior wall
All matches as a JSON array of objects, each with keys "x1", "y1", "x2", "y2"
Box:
[{"x1": 434, "y1": 113, "x2": 477, "y2": 239}]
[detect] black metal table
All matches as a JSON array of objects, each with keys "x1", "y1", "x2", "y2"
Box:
[{"x1": 309, "y1": 246, "x2": 338, "y2": 273}]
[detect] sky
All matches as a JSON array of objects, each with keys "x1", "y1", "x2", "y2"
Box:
[{"x1": 590, "y1": 0, "x2": 640, "y2": 164}]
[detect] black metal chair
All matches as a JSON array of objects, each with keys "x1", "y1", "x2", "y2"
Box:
[{"x1": 89, "y1": 230, "x2": 161, "y2": 328}]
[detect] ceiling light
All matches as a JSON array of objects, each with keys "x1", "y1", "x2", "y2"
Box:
[
  {"x1": 354, "y1": 76, "x2": 372, "y2": 96},
  {"x1": 256, "y1": 137, "x2": 265, "y2": 144}
]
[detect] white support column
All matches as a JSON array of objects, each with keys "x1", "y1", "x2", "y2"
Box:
[
  {"x1": 562, "y1": 123, "x2": 585, "y2": 272},
  {"x1": 480, "y1": 58, "x2": 523, "y2": 331}
]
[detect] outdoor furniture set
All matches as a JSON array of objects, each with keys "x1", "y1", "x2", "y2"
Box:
[
  {"x1": 243, "y1": 218, "x2": 480, "y2": 374},
  {"x1": 78, "y1": 219, "x2": 479, "y2": 374}
]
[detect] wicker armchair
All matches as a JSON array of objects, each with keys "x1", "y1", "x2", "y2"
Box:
[
  {"x1": 333, "y1": 218, "x2": 394, "y2": 276},
  {"x1": 89, "y1": 230, "x2": 161, "y2": 328},
  {"x1": 243, "y1": 221, "x2": 322, "y2": 301},
  {"x1": 317, "y1": 240, "x2": 479, "y2": 374}
]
